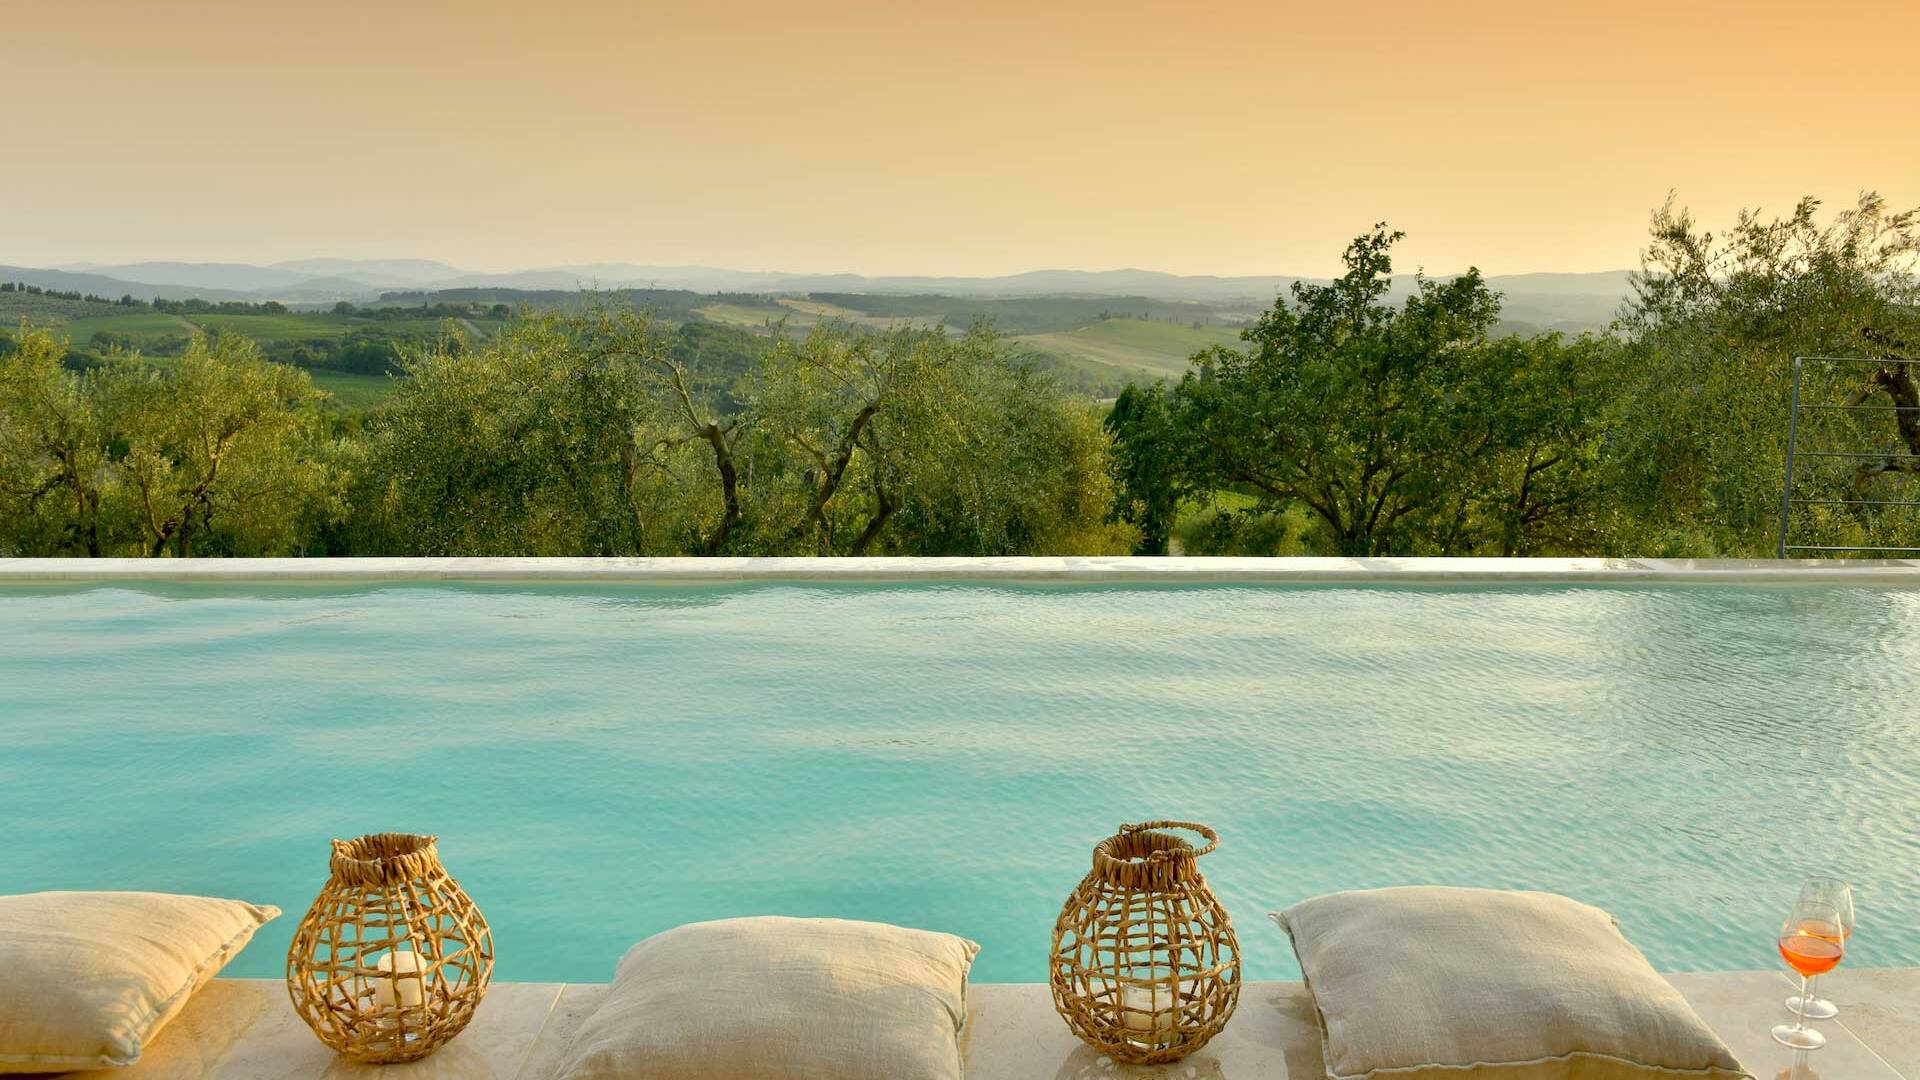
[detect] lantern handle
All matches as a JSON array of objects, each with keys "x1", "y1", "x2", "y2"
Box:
[{"x1": 1119, "y1": 820, "x2": 1219, "y2": 859}]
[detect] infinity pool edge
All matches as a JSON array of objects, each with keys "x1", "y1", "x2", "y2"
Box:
[{"x1": 5, "y1": 555, "x2": 1920, "y2": 584}]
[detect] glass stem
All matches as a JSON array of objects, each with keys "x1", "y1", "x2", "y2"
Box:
[
  {"x1": 1804, "y1": 972, "x2": 1820, "y2": 1006},
  {"x1": 1795, "y1": 974, "x2": 1811, "y2": 1031}
]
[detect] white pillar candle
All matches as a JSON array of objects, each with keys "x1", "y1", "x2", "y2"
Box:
[
  {"x1": 1118, "y1": 969, "x2": 1177, "y2": 1036},
  {"x1": 370, "y1": 949, "x2": 428, "y2": 1010}
]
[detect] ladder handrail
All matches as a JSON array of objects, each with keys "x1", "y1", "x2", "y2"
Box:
[
  {"x1": 1778, "y1": 356, "x2": 1920, "y2": 558},
  {"x1": 1776, "y1": 358, "x2": 1803, "y2": 558}
]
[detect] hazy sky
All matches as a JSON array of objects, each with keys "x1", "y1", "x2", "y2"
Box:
[{"x1": 9, "y1": 0, "x2": 1918, "y2": 277}]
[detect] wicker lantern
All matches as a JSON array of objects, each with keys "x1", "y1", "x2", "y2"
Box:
[
  {"x1": 286, "y1": 833, "x2": 494, "y2": 1063},
  {"x1": 1049, "y1": 820, "x2": 1240, "y2": 1064}
]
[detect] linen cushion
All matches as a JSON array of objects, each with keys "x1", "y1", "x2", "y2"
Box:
[
  {"x1": 554, "y1": 916, "x2": 979, "y2": 1080},
  {"x1": 0, "y1": 891, "x2": 279, "y2": 1073},
  {"x1": 1273, "y1": 887, "x2": 1749, "y2": 1080}
]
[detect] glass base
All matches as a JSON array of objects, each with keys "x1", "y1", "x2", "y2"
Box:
[
  {"x1": 1787, "y1": 995, "x2": 1838, "y2": 1020},
  {"x1": 1772, "y1": 1023, "x2": 1828, "y2": 1050}
]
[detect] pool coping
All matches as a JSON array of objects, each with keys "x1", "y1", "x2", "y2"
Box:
[
  {"x1": 66, "y1": 970, "x2": 1920, "y2": 1079},
  {"x1": 4, "y1": 555, "x2": 1920, "y2": 584}
]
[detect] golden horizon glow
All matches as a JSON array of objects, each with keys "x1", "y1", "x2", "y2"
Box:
[{"x1": 7, "y1": 0, "x2": 1918, "y2": 278}]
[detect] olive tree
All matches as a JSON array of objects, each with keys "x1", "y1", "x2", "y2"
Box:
[
  {"x1": 1167, "y1": 226, "x2": 1612, "y2": 555},
  {"x1": 358, "y1": 311, "x2": 713, "y2": 555},
  {"x1": 1, "y1": 327, "x2": 338, "y2": 557},
  {"x1": 744, "y1": 323, "x2": 1137, "y2": 556},
  {"x1": 1613, "y1": 192, "x2": 1920, "y2": 554},
  {"x1": 111, "y1": 334, "x2": 339, "y2": 556},
  {"x1": 0, "y1": 325, "x2": 112, "y2": 556}
]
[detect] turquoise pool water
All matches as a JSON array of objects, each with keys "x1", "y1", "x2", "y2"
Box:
[{"x1": 2, "y1": 581, "x2": 1916, "y2": 983}]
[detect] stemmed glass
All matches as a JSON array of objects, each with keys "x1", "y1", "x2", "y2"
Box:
[
  {"x1": 1772, "y1": 899, "x2": 1846, "y2": 1050},
  {"x1": 1786, "y1": 877, "x2": 1853, "y2": 1020}
]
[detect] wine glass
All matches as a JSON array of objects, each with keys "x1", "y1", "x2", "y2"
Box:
[
  {"x1": 1772, "y1": 899, "x2": 1845, "y2": 1050},
  {"x1": 1786, "y1": 877, "x2": 1853, "y2": 1020}
]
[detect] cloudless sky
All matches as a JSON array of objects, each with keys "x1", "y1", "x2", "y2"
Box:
[{"x1": 8, "y1": 0, "x2": 1918, "y2": 277}]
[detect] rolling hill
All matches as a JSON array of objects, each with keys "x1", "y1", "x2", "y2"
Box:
[
  {"x1": 1013, "y1": 319, "x2": 1242, "y2": 382},
  {"x1": 1, "y1": 258, "x2": 1637, "y2": 325}
]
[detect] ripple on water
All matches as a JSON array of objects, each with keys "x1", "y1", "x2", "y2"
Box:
[{"x1": 0, "y1": 580, "x2": 1915, "y2": 982}]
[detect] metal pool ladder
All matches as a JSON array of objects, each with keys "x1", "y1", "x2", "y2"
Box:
[{"x1": 1778, "y1": 355, "x2": 1920, "y2": 557}]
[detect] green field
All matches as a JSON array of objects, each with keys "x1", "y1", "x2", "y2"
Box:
[
  {"x1": 38, "y1": 309, "x2": 482, "y2": 350},
  {"x1": 307, "y1": 369, "x2": 399, "y2": 409},
  {"x1": 692, "y1": 307, "x2": 1242, "y2": 391},
  {"x1": 695, "y1": 298, "x2": 952, "y2": 337},
  {"x1": 9, "y1": 289, "x2": 1249, "y2": 409},
  {"x1": 58, "y1": 312, "x2": 197, "y2": 343},
  {"x1": 184, "y1": 311, "x2": 493, "y2": 346},
  {"x1": 187, "y1": 313, "x2": 358, "y2": 342},
  {"x1": 1014, "y1": 318, "x2": 1242, "y2": 383},
  {"x1": 693, "y1": 301, "x2": 816, "y2": 336},
  {"x1": 775, "y1": 298, "x2": 948, "y2": 332}
]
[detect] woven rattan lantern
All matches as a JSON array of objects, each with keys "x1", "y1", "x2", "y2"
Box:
[
  {"x1": 286, "y1": 833, "x2": 494, "y2": 1063},
  {"x1": 1049, "y1": 820, "x2": 1240, "y2": 1064}
]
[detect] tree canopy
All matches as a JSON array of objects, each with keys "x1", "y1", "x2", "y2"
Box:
[
  {"x1": 6, "y1": 192, "x2": 1918, "y2": 560},
  {"x1": 1609, "y1": 192, "x2": 1920, "y2": 554},
  {"x1": 1133, "y1": 227, "x2": 1615, "y2": 555},
  {"x1": 0, "y1": 328, "x2": 342, "y2": 556}
]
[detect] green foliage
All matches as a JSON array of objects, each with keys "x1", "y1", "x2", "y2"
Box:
[
  {"x1": 1609, "y1": 192, "x2": 1920, "y2": 555},
  {"x1": 1176, "y1": 500, "x2": 1294, "y2": 556},
  {"x1": 1013, "y1": 318, "x2": 1240, "y2": 387},
  {"x1": 346, "y1": 309, "x2": 1134, "y2": 557},
  {"x1": 716, "y1": 322, "x2": 1135, "y2": 556},
  {"x1": 666, "y1": 319, "x2": 762, "y2": 410},
  {"x1": 1165, "y1": 226, "x2": 1616, "y2": 555},
  {"x1": 800, "y1": 295, "x2": 1243, "y2": 393},
  {"x1": 1105, "y1": 384, "x2": 1185, "y2": 553},
  {"x1": 267, "y1": 330, "x2": 410, "y2": 377},
  {"x1": 8, "y1": 192, "x2": 1918, "y2": 559},
  {"x1": 0, "y1": 326, "x2": 112, "y2": 556},
  {"x1": 353, "y1": 311, "x2": 698, "y2": 556},
  {"x1": 112, "y1": 335, "x2": 339, "y2": 556},
  {"x1": 0, "y1": 325, "x2": 342, "y2": 556}
]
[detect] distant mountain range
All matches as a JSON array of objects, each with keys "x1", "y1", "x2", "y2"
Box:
[{"x1": 8, "y1": 259, "x2": 1635, "y2": 330}]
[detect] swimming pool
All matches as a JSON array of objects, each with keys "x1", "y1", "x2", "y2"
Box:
[{"x1": 2, "y1": 579, "x2": 1916, "y2": 982}]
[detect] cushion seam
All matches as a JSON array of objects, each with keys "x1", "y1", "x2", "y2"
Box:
[
  {"x1": 1270, "y1": 907, "x2": 1752, "y2": 1080},
  {"x1": 955, "y1": 940, "x2": 978, "y2": 1080},
  {"x1": 1332, "y1": 1050, "x2": 1753, "y2": 1080},
  {"x1": 0, "y1": 1051, "x2": 117, "y2": 1067}
]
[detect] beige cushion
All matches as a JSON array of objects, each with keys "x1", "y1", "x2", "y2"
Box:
[
  {"x1": 1274, "y1": 887, "x2": 1749, "y2": 1080},
  {"x1": 0, "y1": 891, "x2": 279, "y2": 1073},
  {"x1": 554, "y1": 916, "x2": 979, "y2": 1080}
]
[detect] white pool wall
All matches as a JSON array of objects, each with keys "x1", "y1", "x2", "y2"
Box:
[{"x1": 3, "y1": 556, "x2": 1920, "y2": 584}]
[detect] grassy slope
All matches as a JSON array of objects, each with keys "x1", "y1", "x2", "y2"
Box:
[
  {"x1": 15, "y1": 308, "x2": 449, "y2": 409},
  {"x1": 0, "y1": 294, "x2": 126, "y2": 327},
  {"x1": 693, "y1": 302, "x2": 815, "y2": 336},
  {"x1": 775, "y1": 298, "x2": 949, "y2": 332},
  {"x1": 1014, "y1": 318, "x2": 1242, "y2": 383},
  {"x1": 16, "y1": 294, "x2": 1242, "y2": 406},
  {"x1": 306, "y1": 369, "x2": 397, "y2": 409},
  {"x1": 29, "y1": 309, "x2": 463, "y2": 348},
  {"x1": 179, "y1": 312, "x2": 488, "y2": 345},
  {"x1": 691, "y1": 304, "x2": 1240, "y2": 391},
  {"x1": 186, "y1": 312, "x2": 354, "y2": 342},
  {"x1": 692, "y1": 298, "x2": 949, "y2": 338},
  {"x1": 59, "y1": 312, "x2": 199, "y2": 341}
]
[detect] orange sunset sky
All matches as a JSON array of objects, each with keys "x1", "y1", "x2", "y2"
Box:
[{"x1": 9, "y1": 0, "x2": 1918, "y2": 277}]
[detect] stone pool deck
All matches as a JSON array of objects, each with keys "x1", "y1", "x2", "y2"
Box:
[{"x1": 36, "y1": 968, "x2": 1918, "y2": 1079}]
